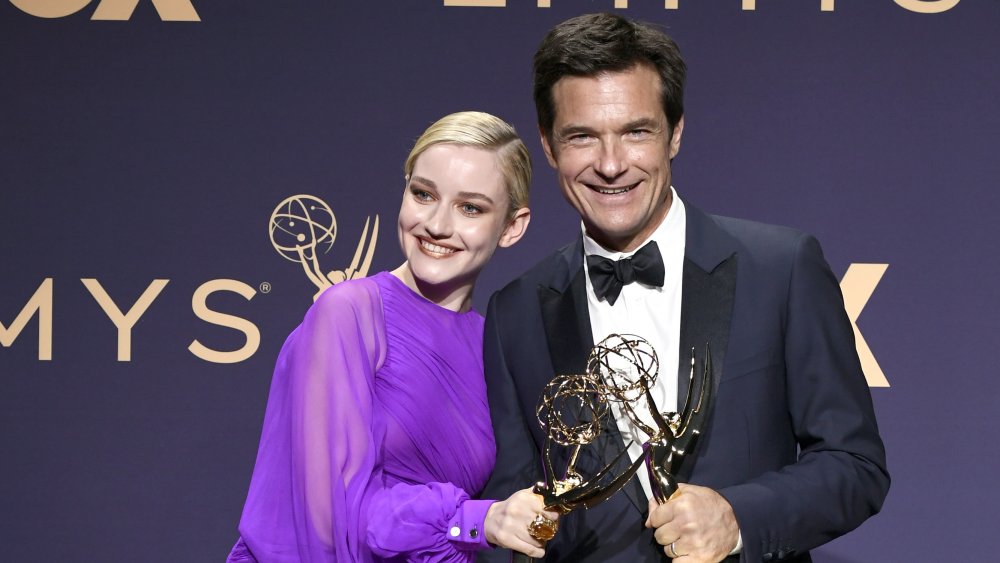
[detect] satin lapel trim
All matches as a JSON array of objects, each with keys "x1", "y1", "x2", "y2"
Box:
[
  {"x1": 675, "y1": 254, "x2": 737, "y2": 483},
  {"x1": 539, "y1": 268, "x2": 593, "y2": 376}
]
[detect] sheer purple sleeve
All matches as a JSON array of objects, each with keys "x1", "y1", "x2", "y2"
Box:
[
  {"x1": 237, "y1": 280, "x2": 387, "y2": 562},
  {"x1": 234, "y1": 277, "x2": 494, "y2": 563}
]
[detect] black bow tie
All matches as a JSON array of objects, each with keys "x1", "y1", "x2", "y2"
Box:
[{"x1": 586, "y1": 241, "x2": 665, "y2": 306}]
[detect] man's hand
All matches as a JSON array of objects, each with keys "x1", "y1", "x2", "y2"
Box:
[
  {"x1": 644, "y1": 483, "x2": 739, "y2": 562},
  {"x1": 484, "y1": 488, "x2": 560, "y2": 558}
]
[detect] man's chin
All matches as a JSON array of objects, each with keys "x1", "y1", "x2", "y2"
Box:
[{"x1": 584, "y1": 222, "x2": 646, "y2": 249}]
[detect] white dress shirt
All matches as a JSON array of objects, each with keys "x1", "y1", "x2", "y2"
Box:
[{"x1": 582, "y1": 186, "x2": 685, "y2": 501}]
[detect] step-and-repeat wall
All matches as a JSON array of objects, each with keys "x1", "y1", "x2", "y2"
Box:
[{"x1": 3, "y1": 1, "x2": 997, "y2": 561}]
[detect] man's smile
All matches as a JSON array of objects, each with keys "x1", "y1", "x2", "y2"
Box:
[{"x1": 586, "y1": 182, "x2": 639, "y2": 196}]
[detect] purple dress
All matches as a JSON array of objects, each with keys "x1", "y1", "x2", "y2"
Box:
[{"x1": 227, "y1": 272, "x2": 497, "y2": 562}]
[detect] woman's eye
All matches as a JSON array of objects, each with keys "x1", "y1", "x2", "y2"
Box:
[
  {"x1": 461, "y1": 203, "x2": 484, "y2": 215},
  {"x1": 411, "y1": 188, "x2": 432, "y2": 201}
]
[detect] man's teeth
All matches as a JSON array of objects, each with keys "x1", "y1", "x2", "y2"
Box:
[
  {"x1": 596, "y1": 185, "x2": 633, "y2": 194},
  {"x1": 421, "y1": 240, "x2": 457, "y2": 254}
]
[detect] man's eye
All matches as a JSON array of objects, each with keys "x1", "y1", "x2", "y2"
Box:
[{"x1": 562, "y1": 132, "x2": 593, "y2": 144}]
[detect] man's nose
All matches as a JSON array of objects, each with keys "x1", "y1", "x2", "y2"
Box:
[{"x1": 595, "y1": 139, "x2": 627, "y2": 180}]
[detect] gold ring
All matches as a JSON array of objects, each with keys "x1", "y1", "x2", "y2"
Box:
[{"x1": 526, "y1": 514, "x2": 558, "y2": 541}]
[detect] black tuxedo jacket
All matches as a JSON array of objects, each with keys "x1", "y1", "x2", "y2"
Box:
[{"x1": 478, "y1": 203, "x2": 889, "y2": 562}]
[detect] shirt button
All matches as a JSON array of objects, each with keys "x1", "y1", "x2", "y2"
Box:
[
  {"x1": 469, "y1": 527, "x2": 478, "y2": 539},
  {"x1": 449, "y1": 526, "x2": 461, "y2": 537}
]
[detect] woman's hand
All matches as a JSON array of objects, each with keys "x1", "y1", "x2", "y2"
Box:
[{"x1": 484, "y1": 488, "x2": 560, "y2": 558}]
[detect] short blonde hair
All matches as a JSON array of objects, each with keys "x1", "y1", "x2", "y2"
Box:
[{"x1": 405, "y1": 111, "x2": 531, "y2": 217}]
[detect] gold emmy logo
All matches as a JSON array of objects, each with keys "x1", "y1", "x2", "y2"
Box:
[{"x1": 269, "y1": 195, "x2": 379, "y2": 301}]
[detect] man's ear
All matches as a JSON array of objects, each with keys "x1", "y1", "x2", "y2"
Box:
[
  {"x1": 498, "y1": 207, "x2": 531, "y2": 248},
  {"x1": 539, "y1": 128, "x2": 558, "y2": 168},
  {"x1": 669, "y1": 115, "x2": 684, "y2": 160}
]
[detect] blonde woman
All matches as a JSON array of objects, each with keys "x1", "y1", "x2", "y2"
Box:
[{"x1": 227, "y1": 112, "x2": 557, "y2": 562}]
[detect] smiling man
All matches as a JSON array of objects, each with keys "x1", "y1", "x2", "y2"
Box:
[
  {"x1": 544, "y1": 63, "x2": 680, "y2": 254},
  {"x1": 479, "y1": 13, "x2": 889, "y2": 563}
]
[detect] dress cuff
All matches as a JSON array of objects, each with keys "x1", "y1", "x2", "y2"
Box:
[{"x1": 446, "y1": 498, "x2": 495, "y2": 551}]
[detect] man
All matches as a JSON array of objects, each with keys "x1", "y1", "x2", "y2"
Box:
[{"x1": 479, "y1": 13, "x2": 889, "y2": 563}]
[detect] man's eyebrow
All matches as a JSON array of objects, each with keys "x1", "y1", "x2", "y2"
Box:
[
  {"x1": 554, "y1": 124, "x2": 594, "y2": 137},
  {"x1": 622, "y1": 117, "x2": 660, "y2": 131},
  {"x1": 555, "y1": 118, "x2": 661, "y2": 138}
]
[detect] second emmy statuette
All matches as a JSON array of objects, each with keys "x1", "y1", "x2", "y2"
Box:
[{"x1": 515, "y1": 334, "x2": 714, "y2": 562}]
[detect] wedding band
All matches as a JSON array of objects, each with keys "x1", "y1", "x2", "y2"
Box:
[
  {"x1": 526, "y1": 514, "x2": 558, "y2": 541},
  {"x1": 667, "y1": 541, "x2": 682, "y2": 558}
]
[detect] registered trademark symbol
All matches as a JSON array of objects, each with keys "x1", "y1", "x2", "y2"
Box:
[{"x1": 259, "y1": 282, "x2": 272, "y2": 294}]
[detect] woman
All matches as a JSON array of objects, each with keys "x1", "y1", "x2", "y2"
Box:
[{"x1": 227, "y1": 111, "x2": 557, "y2": 562}]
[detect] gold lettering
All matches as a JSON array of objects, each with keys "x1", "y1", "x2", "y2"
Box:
[
  {"x1": 188, "y1": 279, "x2": 260, "y2": 364},
  {"x1": 9, "y1": 0, "x2": 91, "y2": 18},
  {"x1": 1, "y1": 278, "x2": 53, "y2": 361},
  {"x1": 840, "y1": 264, "x2": 889, "y2": 387},
  {"x1": 665, "y1": 0, "x2": 677, "y2": 8},
  {"x1": 742, "y1": 0, "x2": 835, "y2": 9},
  {"x1": 894, "y1": 0, "x2": 960, "y2": 13},
  {"x1": 538, "y1": 0, "x2": 550, "y2": 6},
  {"x1": 90, "y1": 0, "x2": 199, "y2": 21},
  {"x1": 81, "y1": 278, "x2": 168, "y2": 362},
  {"x1": 442, "y1": 0, "x2": 505, "y2": 6}
]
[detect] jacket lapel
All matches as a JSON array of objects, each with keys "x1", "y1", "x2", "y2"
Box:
[
  {"x1": 537, "y1": 237, "x2": 648, "y2": 515},
  {"x1": 539, "y1": 272, "x2": 593, "y2": 377},
  {"x1": 674, "y1": 203, "x2": 738, "y2": 483}
]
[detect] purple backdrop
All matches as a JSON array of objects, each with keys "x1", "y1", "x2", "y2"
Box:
[{"x1": 2, "y1": 1, "x2": 998, "y2": 561}]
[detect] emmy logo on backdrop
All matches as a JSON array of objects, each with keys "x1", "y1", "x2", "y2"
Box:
[{"x1": 268, "y1": 195, "x2": 379, "y2": 301}]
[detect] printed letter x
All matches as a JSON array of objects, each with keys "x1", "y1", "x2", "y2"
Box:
[{"x1": 840, "y1": 264, "x2": 890, "y2": 387}]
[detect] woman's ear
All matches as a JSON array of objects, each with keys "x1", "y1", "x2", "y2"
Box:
[{"x1": 498, "y1": 207, "x2": 531, "y2": 248}]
